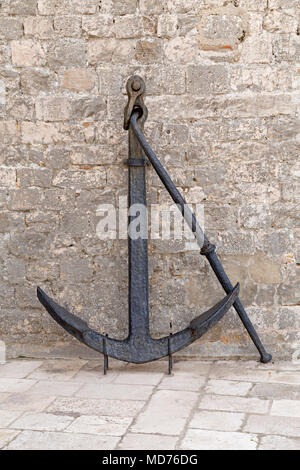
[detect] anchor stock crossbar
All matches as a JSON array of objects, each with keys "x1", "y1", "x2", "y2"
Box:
[{"x1": 37, "y1": 75, "x2": 272, "y2": 373}]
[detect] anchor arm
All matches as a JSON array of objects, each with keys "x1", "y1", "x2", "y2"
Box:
[
  {"x1": 190, "y1": 283, "x2": 239, "y2": 334},
  {"x1": 37, "y1": 287, "x2": 90, "y2": 344},
  {"x1": 37, "y1": 283, "x2": 240, "y2": 364}
]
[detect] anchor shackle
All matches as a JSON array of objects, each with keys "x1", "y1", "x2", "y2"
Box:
[{"x1": 124, "y1": 75, "x2": 148, "y2": 130}]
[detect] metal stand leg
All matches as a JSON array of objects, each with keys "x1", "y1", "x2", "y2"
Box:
[
  {"x1": 103, "y1": 335, "x2": 108, "y2": 375},
  {"x1": 168, "y1": 334, "x2": 173, "y2": 375}
]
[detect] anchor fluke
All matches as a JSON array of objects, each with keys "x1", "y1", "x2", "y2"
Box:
[
  {"x1": 37, "y1": 284, "x2": 239, "y2": 365},
  {"x1": 37, "y1": 287, "x2": 89, "y2": 343},
  {"x1": 190, "y1": 283, "x2": 239, "y2": 335}
]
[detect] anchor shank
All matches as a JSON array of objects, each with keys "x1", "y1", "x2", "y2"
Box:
[{"x1": 127, "y1": 78, "x2": 150, "y2": 339}]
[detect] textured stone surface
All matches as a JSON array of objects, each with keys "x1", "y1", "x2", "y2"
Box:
[
  {"x1": 75, "y1": 383, "x2": 154, "y2": 401},
  {"x1": 245, "y1": 414, "x2": 300, "y2": 437},
  {"x1": 0, "y1": 360, "x2": 42, "y2": 378},
  {"x1": 119, "y1": 433, "x2": 177, "y2": 450},
  {"x1": 181, "y1": 429, "x2": 258, "y2": 450},
  {"x1": 66, "y1": 415, "x2": 132, "y2": 436},
  {"x1": 7, "y1": 430, "x2": 119, "y2": 450},
  {"x1": 0, "y1": 393, "x2": 55, "y2": 412},
  {"x1": 0, "y1": 429, "x2": 19, "y2": 448},
  {"x1": 47, "y1": 397, "x2": 144, "y2": 417},
  {"x1": 0, "y1": 410, "x2": 22, "y2": 428},
  {"x1": 270, "y1": 399, "x2": 300, "y2": 418},
  {"x1": 199, "y1": 394, "x2": 270, "y2": 414},
  {"x1": 0, "y1": 378, "x2": 36, "y2": 393},
  {"x1": 0, "y1": 358, "x2": 299, "y2": 450},
  {"x1": 0, "y1": 0, "x2": 298, "y2": 360},
  {"x1": 131, "y1": 390, "x2": 198, "y2": 435},
  {"x1": 189, "y1": 410, "x2": 245, "y2": 432},
  {"x1": 259, "y1": 435, "x2": 300, "y2": 451},
  {"x1": 205, "y1": 379, "x2": 252, "y2": 396},
  {"x1": 12, "y1": 412, "x2": 74, "y2": 432}
]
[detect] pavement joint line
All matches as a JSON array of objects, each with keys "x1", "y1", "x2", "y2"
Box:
[
  {"x1": 267, "y1": 398, "x2": 274, "y2": 415},
  {"x1": 0, "y1": 429, "x2": 21, "y2": 450},
  {"x1": 240, "y1": 412, "x2": 250, "y2": 433},
  {"x1": 7, "y1": 411, "x2": 27, "y2": 429},
  {"x1": 175, "y1": 360, "x2": 215, "y2": 450},
  {"x1": 115, "y1": 360, "x2": 174, "y2": 450},
  {"x1": 44, "y1": 394, "x2": 60, "y2": 413},
  {"x1": 62, "y1": 415, "x2": 97, "y2": 435},
  {"x1": 20, "y1": 379, "x2": 38, "y2": 394},
  {"x1": 70, "y1": 381, "x2": 87, "y2": 397},
  {"x1": 247, "y1": 382, "x2": 256, "y2": 396},
  {"x1": 239, "y1": 378, "x2": 264, "y2": 433},
  {"x1": 72, "y1": 377, "x2": 86, "y2": 392},
  {"x1": 117, "y1": 431, "x2": 178, "y2": 437},
  {"x1": 2, "y1": 359, "x2": 300, "y2": 449},
  {"x1": 256, "y1": 433, "x2": 264, "y2": 450}
]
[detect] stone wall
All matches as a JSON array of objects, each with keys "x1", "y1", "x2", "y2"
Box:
[{"x1": 0, "y1": 0, "x2": 299, "y2": 360}]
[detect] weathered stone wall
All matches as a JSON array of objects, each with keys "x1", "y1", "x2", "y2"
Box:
[{"x1": 0, "y1": 0, "x2": 299, "y2": 360}]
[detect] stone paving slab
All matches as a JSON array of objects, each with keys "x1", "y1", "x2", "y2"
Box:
[
  {"x1": 71, "y1": 369, "x2": 118, "y2": 384},
  {"x1": 189, "y1": 410, "x2": 245, "y2": 432},
  {"x1": 0, "y1": 378, "x2": 37, "y2": 393},
  {"x1": 70, "y1": 359, "x2": 124, "y2": 383},
  {"x1": 158, "y1": 372, "x2": 206, "y2": 391},
  {"x1": 205, "y1": 379, "x2": 252, "y2": 396},
  {"x1": 0, "y1": 358, "x2": 300, "y2": 450},
  {"x1": 0, "y1": 392, "x2": 56, "y2": 412},
  {"x1": 172, "y1": 361, "x2": 212, "y2": 376},
  {"x1": 7, "y1": 430, "x2": 119, "y2": 450},
  {"x1": 199, "y1": 394, "x2": 270, "y2": 414},
  {"x1": 270, "y1": 399, "x2": 300, "y2": 418},
  {"x1": 250, "y1": 382, "x2": 300, "y2": 400},
  {"x1": 47, "y1": 396, "x2": 144, "y2": 417},
  {"x1": 75, "y1": 383, "x2": 154, "y2": 401},
  {"x1": 181, "y1": 429, "x2": 258, "y2": 450},
  {"x1": 258, "y1": 435, "x2": 300, "y2": 450},
  {"x1": 0, "y1": 429, "x2": 19, "y2": 448},
  {"x1": 210, "y1": 365, "x2": 300, "y2": 385},
  {"x1": 118, "y1": 433, "x2": 177, "y2": 450},
  {"x1": 0, "y1": 360, "x2": 42, "y2": 378},
  {"x1": 66, "y1": 415, "x2": 132, "y2": 436},
  {"x1": 11, "y1": 412, "x2": 74, "y2": 432},
  {"x1": 113, "y1": 371, "x2": 164, "y2": 386},
  {"x1": 0, "y1": 393, "x2": 11, "y2": 404},
  {"x1": 28, "y1": 379, "x2": 83, "y2": 397},
  {"x1": 131, "y1": 389, "x2": 198, "y2": 435},
  {"x1": 214, "y1": 360, "x2": 300, "y2": 371},
  {"x1": 0, "y1": 410, "x2": 22, "y2": 428},
  {"x1": 244, "y1": 415, "x2": 300, "y2": 438},
  {"x1": 27, "y1": 359, "x2": 87, "y2": 381}
]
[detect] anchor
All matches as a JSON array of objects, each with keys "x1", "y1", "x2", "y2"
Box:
[{"x1": 37, "y1": 76, "x2": 272, "y2": 373}]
